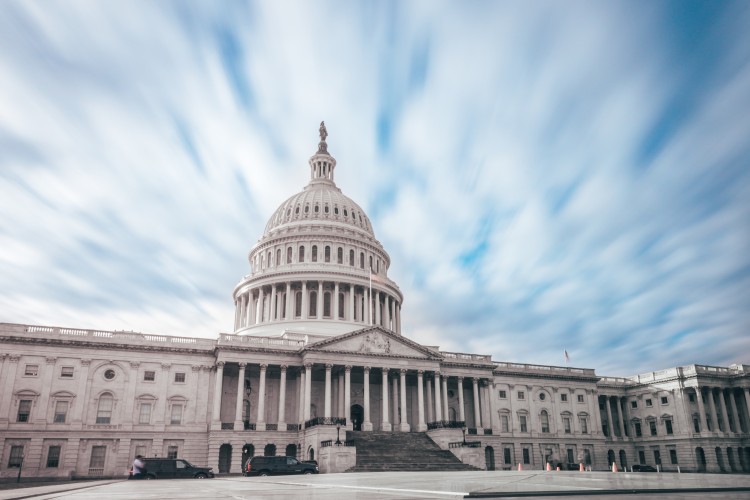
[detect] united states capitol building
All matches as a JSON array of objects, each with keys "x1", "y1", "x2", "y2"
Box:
[{"x1": 1, "y1": 125, "x2": 749, "y2": 479}]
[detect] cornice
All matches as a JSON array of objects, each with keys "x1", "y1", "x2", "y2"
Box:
[{"x1": 0, "y1": 335, "x2": 216, "y2": 357}]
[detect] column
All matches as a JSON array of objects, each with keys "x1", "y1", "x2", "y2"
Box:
[
  {"x1": 695, "y1": 387, "x2": 707, "y2": 432},
  {"x1": 384, "y1": 295, "x2": 390, "y2": 329},
  {"x1": 364, "y1": 288, "x2": 371, "y2": 325},
  {"x1": 611, "y1": 396, "x2": 621, "y2": 437},
  {"x1": 363, "y1": 367, "x2": 372, "y2": 431},
  {"x1": 718, "y1": 389, "x2": 730, "y2": 433},
  {"x1": 728, "y1": 390, "x2": 740, "y2": 434},
  {"x1": 298, "y1": 368, "x2": 305, "y2": 425},
  {"x1": 472, "y1": 378, "x2": 482, "y2": 428},
  {"x1": 35, "y1": 357, "x2": 56, "y2": 424},
  {"x1": 324, "y1": 364, "x2": 332, "y2": 418},
  {"x1": 399, "y1": 369, "x2": 410, "y2": 432},
  {"x1": 426, "y1": 375, "x2": 434, "y2": 423},
  {"x1": 270, "y1": 285, "x2": 277, "y2": 321},
  {"x1": 338, "y1": 372, "x2": 345, "y2": 419},
  {"x1": 257, "y1": 364, "x2": 267, "y2": 431},
  {"x1": 486, "y1": 381, "x2": 496, "y2": 431},
  {"x1": 375, "y1": 291, "x2": 381, "y2": 326},
  {"x1": 605, "y1": 396, "x2": 614, "y2": 437},
  {"x1": 707, "y1": 387, "x2": 719, "y2": 432},
  {"x1": 348, "y1": 286, "x2": 355, "y2": 321},
  {"x1": 234, "y1": 298, "x2": 241, "y2": 330},
  {"x1": 286, "y1": 282, "x2": 292, "y2": 320},
  {"x1": 317, "y1": 281, "x2": 323, "y2": 318},
  {"x1": 255, "y1": 287, "x2": 264, "y2": 324},
  {"x1": 334, "y1": 282, "x2": 340, "y2": 320},
  {"x1": 304, "y1": 363, "x2": 312, "y2": 421},
  {"x1": 381, "y1": 368, "x2": 391, "y2": 431},
  {"x1": 396, "y1": 304, "x2": 401, "y2": 334},
  {"x1": 744, "y1": 389, "x2": 750, "y2": 432},
  {"x1": 246, "y1": 292, "x2": 254, "y2": 325},
  {"x1": 278, "y1": 365, "x2": 287, "y2": 428},
  {"x1": 234, "y1": 363, "x2": 246, "y2": 428},
  {"x1": 302, "y1": 282, "x2": 308, "y2": 319},
  {"x1": 442, "y1": 375, "x2": 449, "y2": 421},
  {"x1": 211, "y1": 362, "x2": 224, "y2": 427},
  {"x1": 391, "y1": 376, "x2": 399, "y2": 426},
  {"x1": 434, "y1": 372, "x2": 443, "y2": 421},
  {"x1": 344, "y1": 366, "x2": 352, "y2": 428},
  {"x1": 458, "y1": 377, "x2": 466, "y2": 423},
  {"x1": 417, "y1": 370, "x2": 426, "y2": 431}
]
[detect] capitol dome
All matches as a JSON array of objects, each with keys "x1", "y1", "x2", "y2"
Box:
[{"x1": 232, "y1": 123, "x2": 403, "y2": 339}]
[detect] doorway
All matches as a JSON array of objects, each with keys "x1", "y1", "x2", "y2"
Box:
[
  {"x1": 485, "y1": 446, "x2": 495, "y2": 471},
  {"x1": 218, "y1": 444, "x2": 232, "y2": 473},
  {"x1": 351, "y1": 404, "x2": 364, "y2": 431}
]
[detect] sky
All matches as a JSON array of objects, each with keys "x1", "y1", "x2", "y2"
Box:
[{"x1": 1, "y1": 1, "x2": 749, "y2": 376}]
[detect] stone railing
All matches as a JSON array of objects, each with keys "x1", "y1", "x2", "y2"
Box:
[
  {"x1": 219, "y1": 333, "x2": 306, "y2": 349},
  {"x1": 221, "y1": 422, "x2": 234, "y2": 430},
  {"x1": 427, "y1": 420, "x2": 465, "y2": 430},
  {"x1": 449, "y1": 441, "x2": 481, "y2": 448},
  {"x1": 442, "y1": 352, "x2": 493, "y2": 363},
  {"x1": 266, "y1": 424, "x2": 278, "y2": 431},
  {"x1": 493, "y1": 361, "x2": 596, "y2": 377},
  {"x1": 243, "y1": 421, "x2": 255, "y2": 430},
  {"x1": 320, "y1": 439, "x2": 355, "y2": 448},
  {"x1": 304, "y1": 417, "x2": 346, "y2": 429},
  {"x1": 287, "y1": 423, "x2": 301, "y2": 431}
]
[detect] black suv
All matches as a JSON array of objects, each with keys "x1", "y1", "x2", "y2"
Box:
[
  {"x1": 245, "y1": 456, "x2": 319, "y2": 476},
  {"x1": 141, "y1": 458, "x2": 214, "y2": 479},
  {"x1": 631, "y1": 464, "x2": 658, "y2": 472}
]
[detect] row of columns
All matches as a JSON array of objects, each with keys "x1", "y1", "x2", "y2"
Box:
[
  {"x1": 233, "y1": 281, "x2": 402, "y2": 333},
  {"x1": 693, "y1": 386, "x2": 750, "y2": 434},
  {"x1": 600, "y1": 395, "x2": 631, "y2": 438}
]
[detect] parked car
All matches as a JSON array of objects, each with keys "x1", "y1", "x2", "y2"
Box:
[
  {"x1": 631, "y1": 464, "x2": 658, "y2": 472},
  {"x1": 245, "y1": 456, "x2": 319, "y2": 476},
  {"x1": 141, "y1": 458, "x2": 214, "y2": 479}
]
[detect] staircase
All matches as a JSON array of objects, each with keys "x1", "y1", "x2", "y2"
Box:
[{"x1": 345, "y1": 431, "x2": 479, "y2": 472}]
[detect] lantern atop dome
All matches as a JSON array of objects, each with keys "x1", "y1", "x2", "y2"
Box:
[{"x1": 309, "y1": 121, "x2": 336, "y2": 185}]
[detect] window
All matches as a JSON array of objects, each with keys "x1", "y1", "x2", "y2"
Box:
[
  {"x1": 170, "y1": 404, "x2": 183, "y2": 425},
  {"x1": 96, "y1": 394, "x2": 113, "y2": 424},
  {"x1": 669, "y1": 449, "x2": 678, "y2": 464},
  {"x1": 89, "y1": 446, "x2": 106, "y2": 468},
  {"x1": 501, "y1": 415, "x2": 509, "y2": 432},
  {"x1": 688, "y1": 393, "x2": 695, "y2": 403},
  {"x1": 17, "y1": 400, "x2": 31, "y2": 422},
  {"x1": 24, "y1": 364, "x2": 39, "y2": 376},
  {"x1": 135, "y1": 445, "x2": 147, "y2": 458},
  {"x1": 563, "y1": 417, "x2": 571, "y2": 434},
  {"x1": 349, "y1": 249, "x2": 354, "y2": 266},
  {"x1": 519, "y1": 415, "x2": 528, "y2": 432},
  {"x1": 638, "y1": 450, "x2": 646, "y2": 463},
  {"x1": 649, "y1": 420, "x2": 657, "y2": 436},
  {"x1": 167, "y1": 446, "x2": 178, "y2": 459},
  {"x1": 47, "y1": 446, "x2": 61, "y2": 468},
  {"x1": 577, "y1": 394, "x2": 584, "y2": 403},
  {"x1": 539, "y1": 393, "x2": 546, "y2": 401},
  {"x1": 567, "y1": 449, "x2": 575, "y2": 464},
  {"x1": 631, "y1": 400, "x2": 638, "y2": 409},
  {"x1": 338, "y1": 293, "x2": 345, "y2": 319},
  {"x1": 584, "y1": 449, "x2": 592, "y2": 465},
  {"x1": 693, "y1": 417, "x2": 700, "y2": 433},
  {"x1": 503, "y1": 448, "x2": 512, "y2": 464},
  {"x1": 139, "y1": 403, "x2": 152, "y2": 424},
  {"x1": 323, "y1": 292, "x2": 331, "y2": 317},
  {"x1": 522, "y1": 448, "x2": 530, "y2": 464},
  {"x1": 337, "y1": 247, "x2": 343, "y2": 264},
  {"x1": 540, "y1": 410, "x2": 550, "y2": 433},
  {"x1": 325, "y1": 246, "x2": 330, "y2": 262},
  {"x1": 299, "y1": 246, "x2": 305, "y2": 262},
  {"x1": 287, "y1": 247, "x2": 292, "y2": 264},
  {"x1": 645, "y1": 398, "x2": 653, "y2": 407},
  {"x1": 517, "y1": 391, "x2": 525, "y2": 400},
  {"x1": 660, "y1": 396, "x2": 668, "y2": 405},
  {"x1": 635, "y1": 422, "x2": 642, "y2": 437},
  {"x1": 104, "y1": 369, "x2": 115, "y2": 380},
  {"x1": 60, "y1": 366, "x2": 74, "y2": 378},
  {"x1": 653, "y1": 449, "x2": 661, "y2": 465},
  {"x1": 54, "y1": 401, "x2": 68, "y2": 423},
  {"x1": 311, "y1": 245, "x2": 318, "y2": 262},
  {"x1": 309, "y1": 291, "x2": 317, "y2": 317},
  {"x1": 144, "y1": 371, "x2": 155, "y2": 382},
  {"x1": 561, "y1": 393, "x2": 568, "y2": 402},
  {"x1": 580, "y1": 417, "x2": 588, "y2": 434},
  {"x1": 359, "y1": 252, "x2": 364, "y2": 269},
  {"x1": 499, "y1": 390, "x2": 507, "y2": 399},
  {"x1": 174, "y1": 372, "x2": 185, "y2": 383},
  {"x1": 665, "y1": 419, "x2": 673, "y2": 435},
  {"x1": 8, "y1": 446, "x2": 24, "y2": 468},
  {"x1": 276, "y1": 249, "x2": 281, "y2": 266}
]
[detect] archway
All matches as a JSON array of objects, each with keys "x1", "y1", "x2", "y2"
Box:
[
  {"x1": 727, "y1": 447, "x2": 736, "y2": 472},
  {"x1": 308, "y1": 447, "x2": 315, "y2": 461},
  {"x1": 264, "y1": 444, "x2": 277, "y2": 456},
  {"x1": 285, "y1": 444, "x2": 297, "y2": 457},
  {"x1": 449, "y1": 407, "x2": 457, "y2": 422},
  {"x1": 242, "y1": 444, "x2": 254, "y2": 471},
  {"x1": 485, "y1": 446, "x2": 496, "y2": 471},
  {"x1": 696, "y1": 447, "x2": 706, "y2": 472},
  {"x1": 351, "y1": 404, "x2": 364, "y2": 431},
  {"x1": 619, "y1": 450, "x2": 627, "y2": 469},
  {"x1": 607, "y1": 449, "x2": 615, "y2": 467},
  {"x1": 218, "y1": 444, "x2": 232, "y2": 473},
  {"x1": 715, "y1": 447, "x2": 725, "y2": 472}
]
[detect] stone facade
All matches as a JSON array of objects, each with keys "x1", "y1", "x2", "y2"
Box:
[{"x1": 1, "y1": 125, "x2": 749, "y2": 478}]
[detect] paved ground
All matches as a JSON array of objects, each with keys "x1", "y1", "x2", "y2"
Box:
[{"x1": 1, "y1": 471, "x2": 750, "y2": 499}]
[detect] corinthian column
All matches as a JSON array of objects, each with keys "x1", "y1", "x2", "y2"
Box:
[
  {"x1": 363, "y1": 367, "x2": 373, "y2": 431},
  {"x1": 304, "y1": 363, "x2": 312, "y2": 421},
  {"x1": 472, "y1": 378, "x2": 482, "y2": 428},
  {"x1": 399, "y1": 369, "x2": 410, "y2": 432},
  {"x1": 344, "y1": 366, "x2": 352, "y2": 429},
  {"x1": 434, "y1": 372, "x2": 443, "y2": 421},
  {"x1": 417, "y1": 370, "x2": 427, "y2": 431},
  {"x1": 211, "y1": 362, "x2": 224, "y2": 428},
  {"x1": 324, "y1": 364, "x2": 333, "y2": 418},
  {"x1": 234, "y1": 363, "x2": 246, "y2": 429},
  {"x1": 278, "y1": 365, "x2": 287, "y2": 429},
  {"x1": 257, "y1": 364, "x2": 267, "y2": 431},
  {"x1": 381, "y1": 368, "x2": 391, "y2": 431}
]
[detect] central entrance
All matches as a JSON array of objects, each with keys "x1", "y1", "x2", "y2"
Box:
[{"x1": 351, "y1": 404, "x2": 364, "y2": 431}]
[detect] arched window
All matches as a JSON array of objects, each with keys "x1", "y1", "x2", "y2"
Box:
[
  {"x1": 323, "y1": 292, "x2": 331, "y2": 317},
  {"x1": 276, "y1": 249, "x2": 281, "y2": 266},
  {"x1": 369, "y1": 255, "x2": 373, "y2": 270},
  {"x1": 285, "y1": 444, "x2": 297, "y2": 457},
  {"x1": 281, "y1": 293, "x2": 287, "y2": 319},
  {"x1": 286, "y1": 247, "x2": 292, "y2": 264},
  {"x1": 267, "y1": 251, "x2": 272, "y2": 267},
  {"x1": 299, "y1": 245, "x2": 305, "y2": 262},
  {"x1": 294, "y1": 291, "x2": 302, "y2": 318},
  {"x1": 376, "y1": 259, "x2": 379, "y2": 273},
  {"x1": 309, "y1": 291, "x2": 317, "y2": 317},
  {"x1": 264, "y1": 444, "x2": 276, "y2": 456},
  {"x1": 349, "y1": 249, "x2": 355, "y2": 266},
  {"x1": 360, "y1": 252, "x2": 365, "y2": 269},
  {"x1": 312, "y1": 245, "x2": 318, "y2": 262},
  {"x1": 260, "y1": 254, "x2": 265, "y2": 269},
  {"x1": 337, "y1": 247, "x2": 343, "y2": 264},
  {"x1": 325, "y1": 246, "x2": 331, "y2": 263},
  {"x1": 96, "y1": 393, "x2": 114, "y2": 424},
  {"x1": 338, "y1": 293, "x2": 345, "y2": 319},
  {"x1": 540, "y1": 410, "x2": 550, "y2": 433}
]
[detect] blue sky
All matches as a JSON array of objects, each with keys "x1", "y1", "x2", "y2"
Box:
[{"x1": 1, "y1": 1, "x2": 748, "y2": 376}]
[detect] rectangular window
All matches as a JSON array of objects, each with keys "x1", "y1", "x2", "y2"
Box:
[
  {"x1": 580, "y1": 417, "x2": 588, "y2": 434},
  {"x1": 638, "y1": 450, "x2": 646, "y2": 464},
  {"x1": 665, "y1": 419, "x2": 673, "y2": 435},
  {"x1": 649, "y1": 420, "x2": 657, "y2": 436},
  {"x1": 522, "y1": 448, "x2": 530, "y2": 464},
  {"x1": 669, "y1": 449, "x2": 678, "y2": 464},
  {"x1": 584, "y1": 449, "x2": 591, "y2": 465},
  {"x1": 653, "y1": 450, "x2": 661, "y2": 465},
  {"x1": 498, "y1": 390, "x2": 507, "y2": 399},
  {"x1": 47, "y1": 446, "x2": 61, "y2": 468},
  {"x1": 144, "y1": 371, "x2": 155, "y2": 382},
  {"x1": 24, "y1": 364, "x2": 39, "y2": 376},
  {"x1": 567, "y1": 449, "x2": 575, "y2": 464},
  {"x1": 89, "y1": 446, "x2": 106, "y2": 468},
  {"x1": 693, "y1": 417, "x2": 700, "y2": 433},
  {"x1": 631, "y1": 400, "x2": 638, "y2": 409},
  {"x1": 167, "y1": 446, "x2": 178, "y2": 459},
  {"x1": 174, "y1": 372, "x2": 185, "y2": 383},
  {"x1": 170, "y1": 404, "x2": 183, "y2": 425},
  {"x1": 660, "y1": 396, "x2": 668, "y2": 405},
  {"x1": 501, "y1": 415, "x2": 509, "y2": 432},
  {"x1": 8, "y1": 446, "x2": 24, "y2": 468},
  {"x1": 503, "y1": 448, "x2": 511, "y2": 464},
  {"x1": 635, "y1": 422, "x2": 642, "y2": 437},
  {"x1": 645, "y1": 398, "x2": 653, "y2": 407},
  {"x1": 577, "y1": 394, "x2": 584, "y2": 403},
  {"x1": 54, "y1": 401, "x2": 69, "y2": 423},
  {"x1": 561, "y1": 393, "x2": 568, "y2": 402},
  {"x1": 688, "y1": 394, "x2": 695, "y2": 403},
  {"x1": 17, "y1": 400, "x2": 31, "y2": 422},
  {"x1": 517, "y1": 391, "x2": 525, "y2": 400},
  {"x1": 519, "y1": 415, "x2": 527, "y2": 432},
  {"x1": 60, "y1": 366, "x2": 74, "y2": 378},
  {"x1": 563, "y1": 417, "x2": 571, "y2": 433},
  {"x1": 139, "y1": 403, "x2": 152, "y2": 424}
]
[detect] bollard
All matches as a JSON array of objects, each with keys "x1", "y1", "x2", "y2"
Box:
[
  {"x1": 612, "y1": 462, "x2": 618, "y2": 473},
  {"x1": 546, "y1": 462, "x2": 552, "y2": 471},
  {"x1": 677, "y1": 466, "x2": 681, "y2": 474},
  {"x1": 579, "y1": 463, "x2": 584, "y2": 472},
  {"x1": 518, "y1": 463, "x2": 522, "y2": 472}
]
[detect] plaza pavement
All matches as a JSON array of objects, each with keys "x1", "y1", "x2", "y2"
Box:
[{"x1": 1, "y1": 471, "x2": 750, "y2": 499}]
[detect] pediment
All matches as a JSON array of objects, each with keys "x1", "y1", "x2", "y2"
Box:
[{"x1": 305, "y1": 327, "x2": 441, "y2": 360}]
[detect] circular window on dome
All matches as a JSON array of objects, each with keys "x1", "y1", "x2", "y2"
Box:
[
  {"x1": 104, "y1": 369, "x2": 116, "y2": 380},
  {"x1": 539, "y1": 393, "x2": 546, "y2": 401}
]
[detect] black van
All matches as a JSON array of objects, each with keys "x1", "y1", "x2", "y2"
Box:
[
  {"x1": 245, "y1": 456, "x2": 319, "y2": 476},
  {"x1": 141, "y1": 458, "x2": 214, "y2": 479}
]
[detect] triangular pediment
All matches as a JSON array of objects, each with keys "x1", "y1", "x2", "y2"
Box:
[{"x1": 304, "y1": 326, "x2": 441, "y2": 360}]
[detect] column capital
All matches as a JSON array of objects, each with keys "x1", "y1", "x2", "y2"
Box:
[
  {"x1": 260, "y1": 363, "x2": 268, "y2": 370},
  {"x1": 216, "y1": 361, "x2": 225, "y2": 368},
  {"x1": 457, "y1": 376, "x2": 464, "y2": 383},
  {"x1": 80, "y1": 358, "x2": 91, "y2": 366},
  {"x1": 345, "y1": 365, "x2": 352, "y2": 372},
  {"x1": 382, "y1": 367, "x2": 390, "y2": 373},
  {"x1": 238, "y1": 362, "x2": 247, "y2": 368},
  {"x1": 280, "y1": 365, "x2": 288, "y2": 371},
  {"x1": 418, "y1": 369, "x2": 424, "y2": 375},
  {"x1": 161, "y1": 363, "x2": 171, "y2": 370},
  {"x1": 305, "y1": 363, "x2": 313, "y2": 370},
  {"x1": 400, "y1": 368, "x2": 407, "y2": 375},
  {"x1": 191, "y1": 365, "x2": 201, "y2": 372},
  {"x1": 325, "y1": 364, "x2": 333, "y2": 370},
  {"x1": 130, "y1": 361, "x2": 141, "y2": 369},
  {"x1": 434, "y1": 371, "x2": 441, "y2": 377},
  {"x1": 363, "y1": 366, "x2": 371, "y2": 373},
  {"x1": 45, "y1": 356, "x2": 57, "y2": 365}
]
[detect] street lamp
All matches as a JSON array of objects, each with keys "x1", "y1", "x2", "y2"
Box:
[
  {"x1": 461, "y1": 425, "x2": 467, "y2": 446},
  {"x1": 336, "y1": 422, "x2": 342, "y2": 445},
  {"x1": 16, "y1": 453, "x2": 24, "y2": 484}
]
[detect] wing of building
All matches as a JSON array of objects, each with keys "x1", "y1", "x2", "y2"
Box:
[{"x1": 1, "y1": 125, "x2": 749, "y2": 478}]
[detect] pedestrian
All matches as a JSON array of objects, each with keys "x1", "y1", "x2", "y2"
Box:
[{"x1": 132, "y1": 455, "x2": 146, "y2": 479}]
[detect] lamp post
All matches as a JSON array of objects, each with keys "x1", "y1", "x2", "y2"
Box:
[
  {"x1": 462, "y1": 425, "x2": 467, "y2": 446},
  {"x1": 336, "y1": 422, "x2": 342, "y2": 445},
  {"x1": 16, "y1": 453, "x2": 24, "y2": 483}
]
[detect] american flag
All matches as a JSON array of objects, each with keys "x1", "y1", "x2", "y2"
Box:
[{"x1": 564, "y1": 350, "x2": 570, "y2": 364}]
